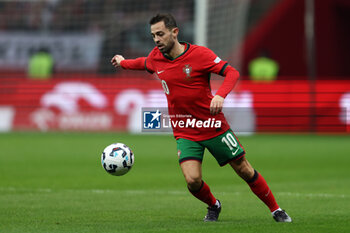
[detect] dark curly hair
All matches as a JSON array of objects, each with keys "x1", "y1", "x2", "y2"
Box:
[{"x1": 149, "y1": 13, "x2": 178, "y2": 30}]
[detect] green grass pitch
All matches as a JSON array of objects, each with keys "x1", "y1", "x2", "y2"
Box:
[{"x1": 0, "y1": 132, "x2": 349, "y2": 233}]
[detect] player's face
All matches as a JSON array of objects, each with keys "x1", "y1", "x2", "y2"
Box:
[{"x1": 151, "y1": 21, "x2": 177, "y2": 54}]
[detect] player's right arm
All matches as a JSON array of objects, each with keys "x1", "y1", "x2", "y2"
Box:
[{"x1": 111, "y1": 55, "x2": 147, "y2": 70}]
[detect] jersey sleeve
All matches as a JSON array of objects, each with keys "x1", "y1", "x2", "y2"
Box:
[
  {"x1": 120, "y1": 57, "x2": 146, "y2": 70},
  {"x1": 144, "y1": 48, "x2": 157, "y2": 74},
  {"x1": 200, "y1": 47, "x2": 229, "y2": 76},
  {"x1": 215, "y1": 66, "x2": 240, "y2": 98}
]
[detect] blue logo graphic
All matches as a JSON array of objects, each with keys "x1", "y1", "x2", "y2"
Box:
[{"x1": 143, "y1": 110, "x2": 161, "y2": 129}]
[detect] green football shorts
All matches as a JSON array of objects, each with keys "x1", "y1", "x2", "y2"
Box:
[{"x1": 176, "y1": 129, "x2": 246, "y2": 166}]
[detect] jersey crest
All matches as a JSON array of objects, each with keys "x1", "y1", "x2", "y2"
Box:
[{"x1": 183, "y1": 64, "x2": 192, "y2": 80}]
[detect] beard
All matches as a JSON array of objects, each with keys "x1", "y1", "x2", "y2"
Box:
[{"x1": 158, "y1": 40, "x2": 175, "y2": 54}]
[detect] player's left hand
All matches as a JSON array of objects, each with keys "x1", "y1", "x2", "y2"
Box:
[{"x1": 210, "y1": 95, "x2": 224, "y2": 115}]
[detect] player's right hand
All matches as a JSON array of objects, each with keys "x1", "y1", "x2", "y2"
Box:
[{"x1": 111, "y1": 55, "x2": 125, "y2": 68}]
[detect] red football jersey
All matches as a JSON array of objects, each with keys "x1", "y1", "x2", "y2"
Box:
[{"x1": 145, "y1": 42, "x2": 231, "y2": 141}]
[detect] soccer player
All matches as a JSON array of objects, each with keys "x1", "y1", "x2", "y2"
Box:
[{"x1": 111, "y1": 13, "x2": 292, "y2": 223}]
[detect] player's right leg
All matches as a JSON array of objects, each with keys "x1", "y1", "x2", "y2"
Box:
[
  {"x1": 180, "y1": 160, "x2": 221, "y2": 222},
  {"x1": 180, "y1": 160, "x2": 203, "y2": 191},
  {"x1": 177, "y1": 138, "x2": 221, "y2": 221}
]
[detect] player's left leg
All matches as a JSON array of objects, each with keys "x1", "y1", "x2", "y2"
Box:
[
  {"x1": 204, "y1": 129, "x2": 291, "y2": 222},
  {"x1": 228, "y1": 157, "x2": 279, "y2": 211},
  {"x1": 229, "y1": 157, "x2": 292, "y2": 222}
]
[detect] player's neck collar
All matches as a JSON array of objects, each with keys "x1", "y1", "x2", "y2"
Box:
[{"x1": 162, "y1": 42, "x2": 190, "y2": 61}]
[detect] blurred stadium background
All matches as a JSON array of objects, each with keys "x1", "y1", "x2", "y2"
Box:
[{"x1": 0, "y1": 0, "x2": 349, "y2": 133}]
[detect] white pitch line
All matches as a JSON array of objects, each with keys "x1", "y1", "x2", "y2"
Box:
[
  {"x1": 0, "y1": 187, "x2": 348, "y2": 199},
  {"x1": 276, "y1": 192, "x2": 348, "y2": 199}
]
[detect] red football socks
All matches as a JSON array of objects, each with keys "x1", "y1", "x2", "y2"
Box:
[
  {"x1": 189, "y1": 181, "x2": 216, "y2": 207},
  {"x1": 247, "y1": 170, "x2": 279, "y2": 212},
  {"x1": 188, "y1": 172, "x2": 279, "y2": 212}
]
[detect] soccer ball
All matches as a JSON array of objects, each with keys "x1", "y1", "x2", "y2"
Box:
[{"x1": 101, "y1": 143, "x2": 134, "y2": 176}]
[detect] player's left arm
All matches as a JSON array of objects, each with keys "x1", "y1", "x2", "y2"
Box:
[
  {"x1": 199, "y1": 47, "x2": 240, "y2": 115},
  {"x1": 210, "y1": 66, "x2": 239, "y2": 115}
]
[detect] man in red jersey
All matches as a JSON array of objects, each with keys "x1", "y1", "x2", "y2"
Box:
[{"x1": 111, "y1": 13, "x2": 292, "y2": 223}]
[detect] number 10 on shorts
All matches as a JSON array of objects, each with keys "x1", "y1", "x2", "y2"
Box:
[{"x1": 221, "y1": 132, "x2": 239, "y2": 155}]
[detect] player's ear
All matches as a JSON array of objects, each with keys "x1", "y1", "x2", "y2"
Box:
[{"x1": 172, "y1": 27, "x2": 179, "y2": 37}]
